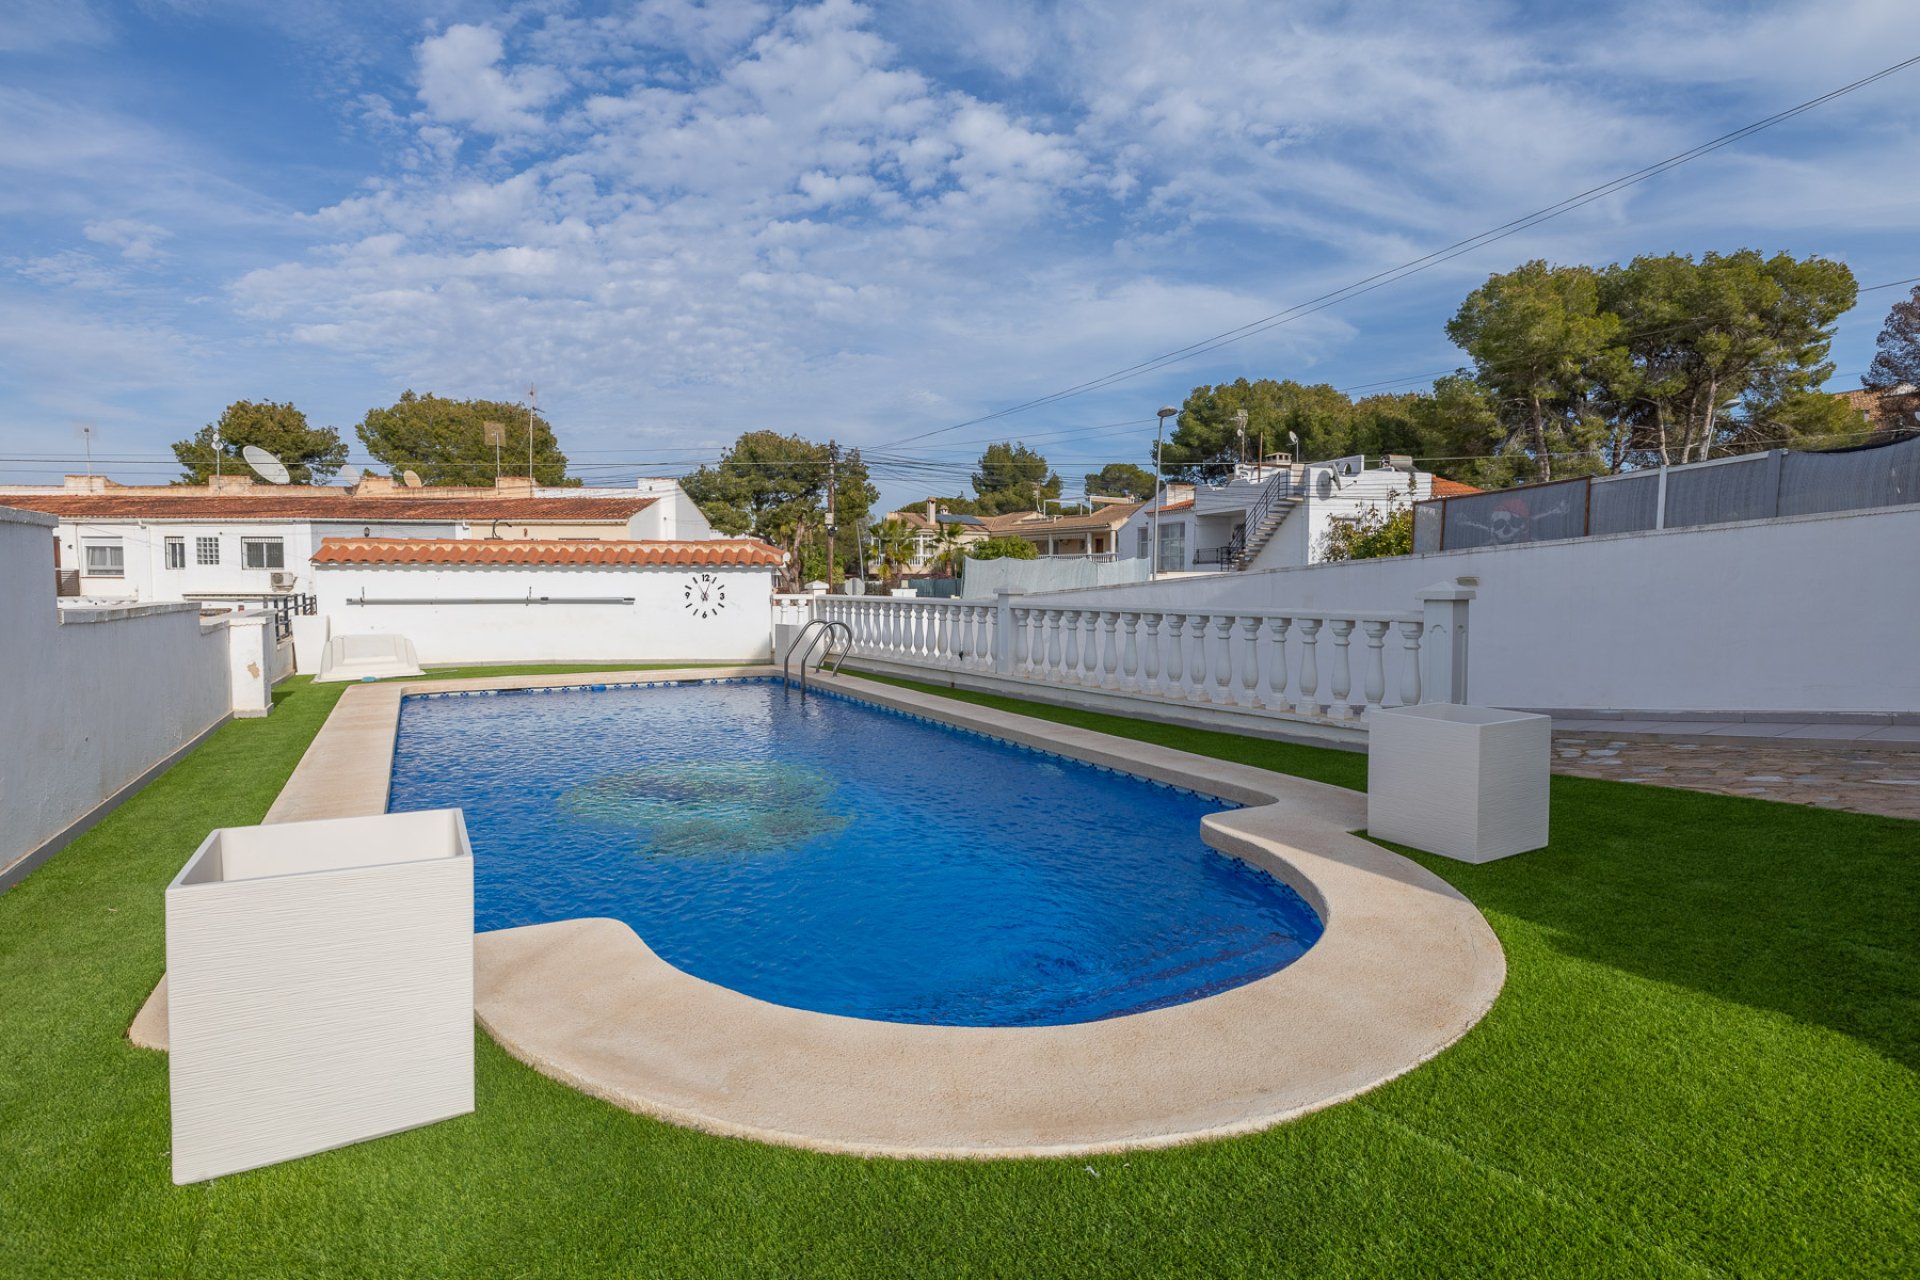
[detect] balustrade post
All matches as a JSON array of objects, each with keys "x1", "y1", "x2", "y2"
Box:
[
  {"x1": 1396, "y1": 621, "x2": 1424, "y2": 706},
  {"x1": 1120, "y1": 613, "x2": 1142, "y2": 692},
  {"x1": 1010, "y1": 607, "x2": 1031, "y2": 676},
  {"x1": 1361, "y1": 620, "x2": 1389, "y2": 712},
  {"x1": 1044, "y1": 610, "x2": 1063, "y2": 681},
  {"x1": 1140, "y1": 612, "x2": 1161, "y2": 694},
  {"x1": 1161, "y1": 614, "x2": 1185, "y2": 698},
  {"x1": 1185, "y1": 613, "x2": 1211, "y2": 703},
  {"x1": 1329, "y1": 619, "x2": 1356, "y2": 719},
  {"x1": 1237, "y1": 616, "x2": 1261, "y2": 708},
  {"x1": 1417, "y1": 581, "x2": 1474, "y2": 703},
  {"x1": 1210, "y1": 615, "x2": 1236, "y2": 706},
  {"x1": 1090, "y1": 614, "x2": 1121, "y2": 690},
  {"x1": 1057, "y1": 611, "x2": 1079, "y2": 683},
  {"x1": 1264, "y1": 617, "x2": 1292, "y2": 711},
  {"x1": 1297, "y1": 618, "x2": 1323, "y2": 716},
  {"x1": 1099, "y1": 612, "x2": 1120, "y2": 690}
]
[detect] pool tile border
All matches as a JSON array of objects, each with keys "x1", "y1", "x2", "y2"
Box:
[
  {"x1": 134, "y1": 665, "x2": 1505, "y2": 1160},
  {"x1": 398, "y1": 675, "x2": 1242, "y2": 808}
]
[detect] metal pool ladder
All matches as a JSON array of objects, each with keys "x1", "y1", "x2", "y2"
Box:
[{"x1": 784, "y1": 619, "x2": 852, "y2": 698}]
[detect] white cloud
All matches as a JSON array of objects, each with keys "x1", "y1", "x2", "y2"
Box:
[
  {"x1": 0, "y1": 0, "x2": 110, "y2": 52},
  {"x1": 415, "y1": 24, "x2": 566, "y2": 135},
  {"x1": 6, "y1": 0, "x2": 1917, "y2": 506},
  {"x1": 84, "y1": 218, "x2": 173, "y2": 260}
]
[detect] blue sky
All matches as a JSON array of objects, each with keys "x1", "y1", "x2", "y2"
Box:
[{"x1": 1, "y1": 0, "x2": 1916, "y2": 514}]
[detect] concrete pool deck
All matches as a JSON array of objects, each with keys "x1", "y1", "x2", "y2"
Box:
[{"x1": 132, "y1": 666, "x2": 1506, "y2": 1158}]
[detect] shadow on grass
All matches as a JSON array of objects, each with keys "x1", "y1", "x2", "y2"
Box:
[{"x1": 1389, "y1": 775, "x2": 1920, "y2": 1073}]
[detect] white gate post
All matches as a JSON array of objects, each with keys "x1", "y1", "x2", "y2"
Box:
[{"x1": 1417, "y1": 579, "x2": 1475, "y2": 704}]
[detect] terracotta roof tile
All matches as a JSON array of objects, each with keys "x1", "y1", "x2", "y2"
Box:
[
  {"x1": 309, "y1": 537, "x2": 784, "y2": 568},
  {"x1": 977, "y1": 503, "x2": 1143, "y2": 536},
  {"x1": 4, "y1": 494, "x2": 657, "y2": 522},
  {"x1": 1429, "y1": 477, "x2": 1482, "y2": 498}
]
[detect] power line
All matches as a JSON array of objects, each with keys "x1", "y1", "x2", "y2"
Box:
[{"x1": 875, "y1": 54, "x2": 1920, "y2": 451}]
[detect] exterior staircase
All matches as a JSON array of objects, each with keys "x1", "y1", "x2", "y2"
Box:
[{"x1": 1227, "y1": 466, "x2": 1303, "y2": 570}]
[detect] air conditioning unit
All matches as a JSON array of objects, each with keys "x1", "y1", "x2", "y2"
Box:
[{"x1": 270, "y1": 572, "x2": 297, "y2": 591}]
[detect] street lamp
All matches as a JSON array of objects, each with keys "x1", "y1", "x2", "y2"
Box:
[{"x1": 1153, "y1": 405, "x2": 1177, "y2": 579}]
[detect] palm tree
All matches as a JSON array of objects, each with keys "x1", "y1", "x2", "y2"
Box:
[
  {"x1": 931, "y1": 521, "x2": 967, "y2": 578},
  {"x1": 869, "y1": 518, "x2": 916, "y2": 589}
]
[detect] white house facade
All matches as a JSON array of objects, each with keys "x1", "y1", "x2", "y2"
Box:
[
  {"x1": 1119, "y1": 457, "x2": 1462, "y2": 573},
  {"x1": 309, "y1": 537, "x2": 785, "y2": 666},
  {"x1": 2, "y1": 477, "x2": 704, "y2": 603}
]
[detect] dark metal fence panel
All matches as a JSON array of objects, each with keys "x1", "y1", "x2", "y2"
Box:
[
  {"x1": 1587, "y1": 471, "x2": 1661, "y2": 535},
  {"x1": 1777, "y1": 432, "x2": 1920, "y2": 516},
  {"x1": 1439, "y1": 478, "x2": 1589, "y2": 550},
  {"x1": 1413, "y1": 500, "x2": 1444, "y2": 553},
  {"x1": 1663, "y1": 452, "x2": 1781, "y2": 528},
  {"x1": 1410, "y1": 435, "x2": 1916, "y2": 557}
]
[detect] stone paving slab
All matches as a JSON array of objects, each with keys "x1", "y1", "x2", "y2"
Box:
[{"x1": 1552, "y1": 735, "x2": 1920, "y2": 821}]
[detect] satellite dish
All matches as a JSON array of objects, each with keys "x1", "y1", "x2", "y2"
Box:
[
  {"x1": 242, "y1": 445, "x2": 291, "y2": 485},
  {"x1": 338, "y1": 464, "x2": 363, "y2": 487},
  {"x1": 402, "y1": 469, "x2": 423, "y2": 489}
]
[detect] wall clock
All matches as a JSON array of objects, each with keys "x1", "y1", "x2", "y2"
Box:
[{"x1": 683, "y1": 572, "x2": 727, "y2": 618}]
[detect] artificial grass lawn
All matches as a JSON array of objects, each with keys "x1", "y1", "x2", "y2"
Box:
[{"x1": 1, "y1": 672, "x2": 1915, "y2": 1278}]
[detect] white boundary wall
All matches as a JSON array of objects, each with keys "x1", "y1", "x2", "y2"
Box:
[
  {"x1": 1044, "y1": 504, "x2": 1920, "y2": 716},
  {"x1": 1, "y1": 507, "x2": 233, "y2": 877},
  {"x1": 313, "y1": 562, "x2": 777, "y2": 666}
]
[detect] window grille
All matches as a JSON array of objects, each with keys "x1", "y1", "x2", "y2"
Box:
[
  {"x1": 242, "y1": 537, "x2": 285, "y2": 570},
  {"x1": 196, "y1": 536, "x2": 219, "y2": 565},
  {"x1": 165, "y1": 537, "x2": 186, "y2": 569}
]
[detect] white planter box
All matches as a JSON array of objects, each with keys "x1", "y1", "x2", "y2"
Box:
[
  {"x1": 165, "y1": 810, "x2": 474, "y2": 1184},
  {"x1": 1367, "y1": 704, "x2": 1550, "y2": 863}
]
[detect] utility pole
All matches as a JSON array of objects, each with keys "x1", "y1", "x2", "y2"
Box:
[
  {"x1": 483, "y1": 420, "x2": 505, "y2": 483},
  {"x1": 825, "y1": 440, "x2": 840, "y2": 592},
  {"x1": 1153, "y1": 405, "x2": 1177, "y2": 579},
  {"x1": 525, "y1": 385, "x2": 538, "y2": 494}
]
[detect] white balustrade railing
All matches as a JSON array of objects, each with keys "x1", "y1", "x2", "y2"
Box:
[{"x1": 808, "y1": 581, "x2": 1473, "y2": 724}]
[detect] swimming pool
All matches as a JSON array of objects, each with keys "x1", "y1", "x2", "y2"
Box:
[{"x1": 388, "y1": 679, "x2": 1324, "y2": 1027}]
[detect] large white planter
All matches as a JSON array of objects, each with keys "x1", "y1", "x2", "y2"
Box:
[
  {"x1": 1367, "y1": 704, "x2": 1550, "y2": 863},
  {"x1": 165, "y1": 810, "x2": 474, "y2": 1184}
]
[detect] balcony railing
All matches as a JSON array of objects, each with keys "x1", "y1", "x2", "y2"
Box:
[{"x1": 809, "y1": 584, "x2": 1471, "y2": 726}]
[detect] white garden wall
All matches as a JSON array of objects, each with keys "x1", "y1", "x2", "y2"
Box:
[
  {"x1": 1, "y1": 507, "x2": 234, "y2": 882},
  {"x1": 313, "y1": 562, "x2": 777, "y2": 666},
  {"x1": 1041, "y1": 504, "x2": 1920, "y2": 716}
]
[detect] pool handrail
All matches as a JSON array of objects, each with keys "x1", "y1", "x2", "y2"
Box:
[{"x1": 784, "y1": 619, "x2": 852, "y2": 697}]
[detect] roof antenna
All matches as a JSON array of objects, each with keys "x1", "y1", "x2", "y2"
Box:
[{"x1": 75, "y1": 422, "x2": 96, "y2": 476}]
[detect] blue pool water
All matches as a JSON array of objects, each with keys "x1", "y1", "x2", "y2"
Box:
[{"x1": 387, "y1": 680, "x2": 1323, "y2": 1027}]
